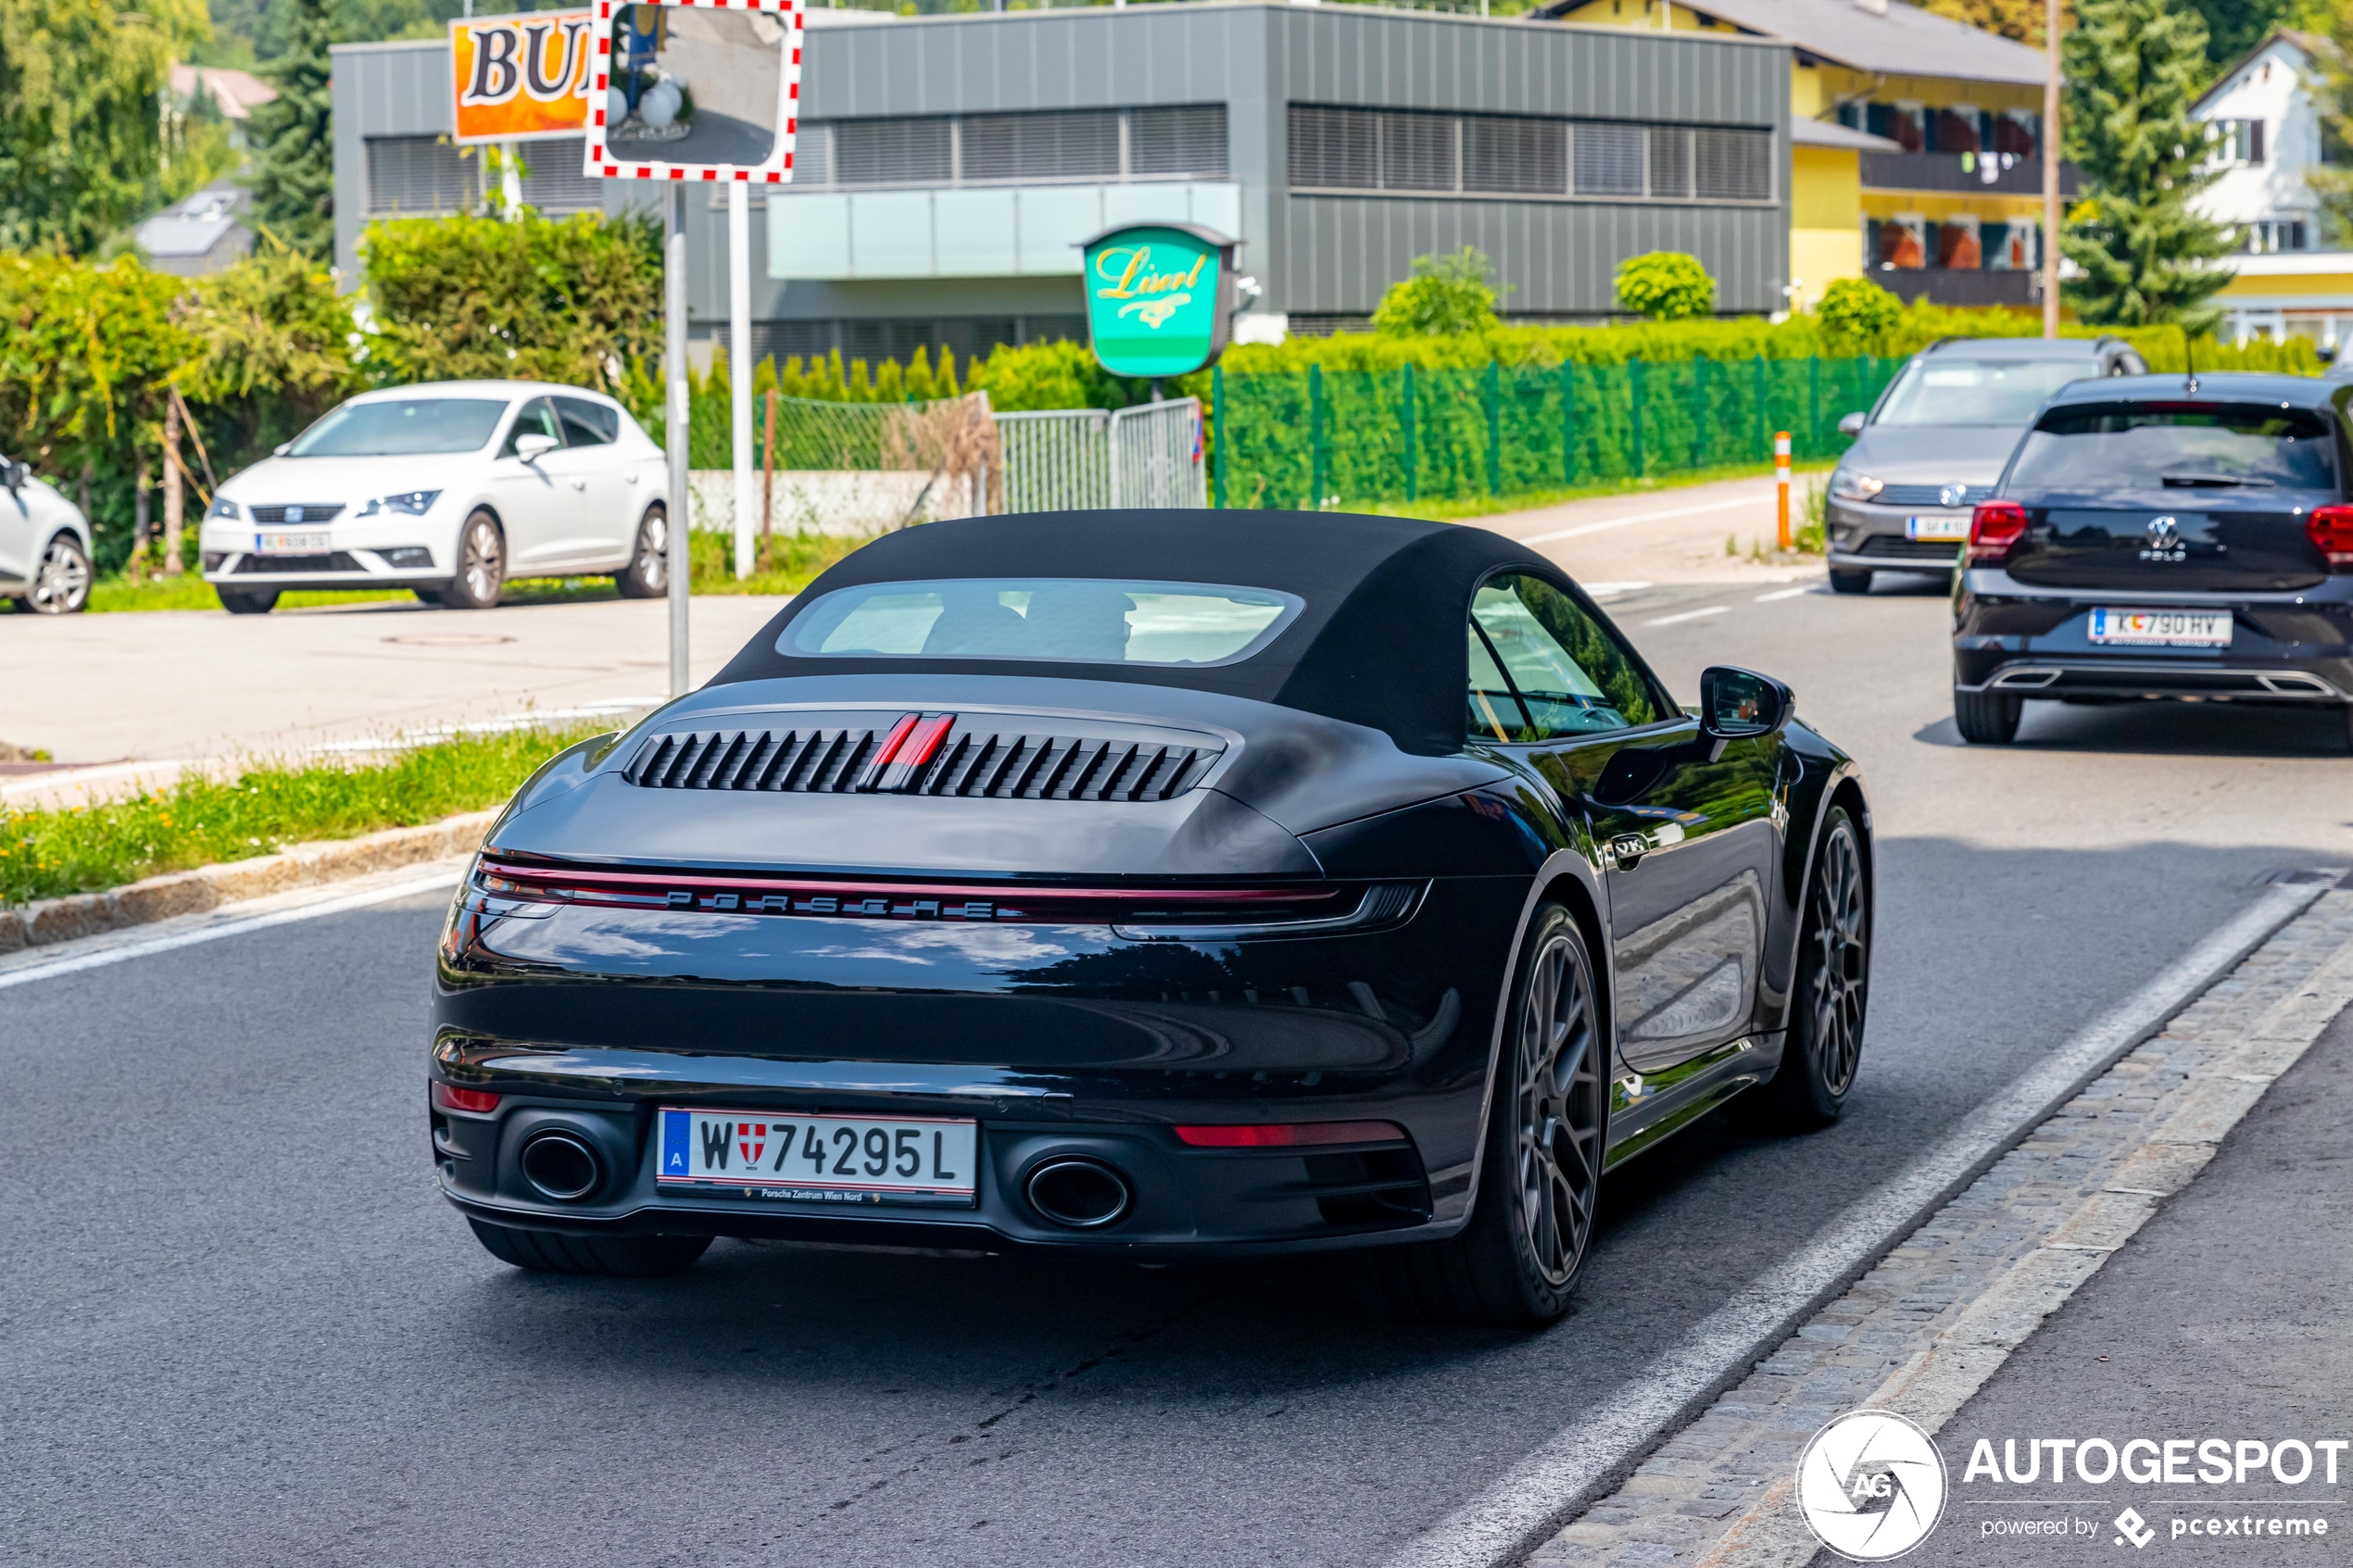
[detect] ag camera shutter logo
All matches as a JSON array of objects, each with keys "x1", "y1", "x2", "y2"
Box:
[{"x1": 1795, "y1": 1410, "x2": 1949, "y2": 1561}]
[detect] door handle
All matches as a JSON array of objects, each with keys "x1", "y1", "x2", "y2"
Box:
[{"x1": 1609, "y1": 833, "x2": 1649, "y2": 869}]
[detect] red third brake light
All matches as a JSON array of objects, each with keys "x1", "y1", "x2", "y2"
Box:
[
  {"x1": 1174, "y1": 1121, "x2": 1408, "y2": 1148},
  {"x1": 2307, "y1": 505, "x2": 2353, "y2": 570},
  {"x1": 432, "y1": 1083, "x2": 502, "y2": 1114},
  {"x1": 1968, "y1": 500, "x2": 2032, "y2": 564}
]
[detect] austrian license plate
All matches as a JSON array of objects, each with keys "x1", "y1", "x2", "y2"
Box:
[
  {"x1": 657, "y1": 1108, "x2": 978, "y2": 1207},
  {"x1": 2087, "y1": 608, "x2": 2233, "y2": 647},
  {"x1": 1905, "y1": 513, "x2": 1969, "y2": 542},
  {"x1": 257, "y1": 531, "x2": 330, "y2": 554}
]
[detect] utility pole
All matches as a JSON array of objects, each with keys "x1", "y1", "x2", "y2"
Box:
[
  {"x1": 2043, "y1": 0, "x2": 2061, "y2": 338},
  {"x1": 667, "y1": 186, "x2": 691, "y2": 697},
  {"x1": 728, "y1": 182, "x2": 754, "y2": 580}
]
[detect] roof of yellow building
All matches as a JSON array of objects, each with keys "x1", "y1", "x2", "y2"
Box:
[{"x1": 1539, "y1": 0, "x2": 2046, "y2": 88}]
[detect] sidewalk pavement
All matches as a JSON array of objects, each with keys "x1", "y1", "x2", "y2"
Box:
[
  {"x1": 1476, "y1": 473, "x2": 1823, "y2": 590},
  {"x1": 3, "y1": 594, "x2": 783, "y2": 803},
  {"x1": 1909, "y1": 1006, "x2": 2353, "y2": 1564}
]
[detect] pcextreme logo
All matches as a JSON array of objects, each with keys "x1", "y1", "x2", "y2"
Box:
[{"x1": 1796, "y1": 1410, "x2": 1950, "y2": 1561}]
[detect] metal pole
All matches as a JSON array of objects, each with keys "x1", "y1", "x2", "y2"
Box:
[
  {"x1": 2042, "y1": 0, "x2": 2061, "y2": 339},
  {"x1": 666, "y1": 187, "x2": 691, "y2": 698},
  {"x1": 727, "y1": 180, "x2": 754, "y2": 579}
]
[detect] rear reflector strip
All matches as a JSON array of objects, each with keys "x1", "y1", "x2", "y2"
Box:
[
  {"x1": 432, "y1": 1083, "x2": 502, "y2": 1114},
  {"x1": 1173, "y1": 1121, "x2": 1409, "y2": 1148}
]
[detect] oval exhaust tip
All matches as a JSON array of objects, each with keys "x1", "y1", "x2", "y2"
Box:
[
  {"x1": 519, "y1": 1131, "x2": 603, "y2": 1202},
  {"x1": 1025, "y1": 1158, "x2": 1133, "y2": 1230}
]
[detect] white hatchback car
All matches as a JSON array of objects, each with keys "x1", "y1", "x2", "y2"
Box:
[
  {"x1": 200, "y1": 381, "x2": 671, "y2": 614},
  {"x1": 0, "y1": 452, "x2": 95, "y2": 615}
]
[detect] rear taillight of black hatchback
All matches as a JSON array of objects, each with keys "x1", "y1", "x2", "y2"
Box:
[
  {"x1": 2307, "y1": 505, "x2": 2353, "y2": 571},
  {"x1": 1968, "y1": 501, "x2": 2031, "y2": 564}
]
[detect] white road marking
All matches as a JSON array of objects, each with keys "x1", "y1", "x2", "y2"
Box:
[
  {"x1": 0, "y1": 867, "x2": 465, "y2": 991},
  {"x1": 1644, "y1": 606, "x2": 1730, "y2": 627},
  {"x1": 1517, "y1": 493, "x2": 1768, "y2": 546},
  {"x1": 1754, "y1": 586, "x2": 1810, "y2": 603},
  {"x1": 1580, "y1": 582, "x2": 1654, "y2": 598},
  {"x1": 1380, "y1": 880, "x2": 2325, "y2": 1568}
]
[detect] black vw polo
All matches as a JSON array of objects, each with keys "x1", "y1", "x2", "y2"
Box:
[
  {"x1": 1953, "y1": 372, "x2": 2353, "y2": 746},
  {"x1": 430, "y1": 510, "x2": 1874, "y2": 1325}
]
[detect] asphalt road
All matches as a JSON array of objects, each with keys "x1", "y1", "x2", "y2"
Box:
[{"x1": 6, "y1": 571, "x2": 2352, "y2": 1567}]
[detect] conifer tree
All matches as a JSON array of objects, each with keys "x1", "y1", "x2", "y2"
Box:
[
  {"x1": 2059, "y1": 0, "x2": 2234, "y2": 331},
  {"x1": 247, "y1": 0, "x2": 336, "y2": 259}
]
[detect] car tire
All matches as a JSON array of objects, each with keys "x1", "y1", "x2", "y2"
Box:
[
  {"x1": 412, "y1": 586, "x2": 444, "y2": 606},
  {"x1": 1828, "y1": 567, "x2": 1872, "y2": 596},
  {"x1": 441, "y1": 511, "x2": 505, "y2": 609},
  {"x1": 616, "y1": 505, "x2": 668, "y2": 599},
  {"x1": 1743, "y1": 805, "x2": 1869, "y2": 1134},
  {"x1": 217, "y1": 586, "x2": 280, "y2": 615},
  {"x1": 26, "y1": 532, "x2": 93, "y2": 614},
  {"x1": 465, "y1": 1219, "x2": 711, "y2": 1278},
  {"x1": 1953, "y1": 687, "x2": 2022, "y2": 745},
  {"x1": 1366, "y1": 902, "x2": 1606, "y2": 1328}
]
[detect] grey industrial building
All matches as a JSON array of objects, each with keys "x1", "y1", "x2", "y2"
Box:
[{"x1": 332, "y1": 1, "x2": 1790, "y2": 362}]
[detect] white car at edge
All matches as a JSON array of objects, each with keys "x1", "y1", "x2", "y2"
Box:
[
  {"x1": 0, "y1": 452, "x2": 95, "y2": 615},
  {"x1": 201, "y1": 380, "x2": 671, "y2": 614}
]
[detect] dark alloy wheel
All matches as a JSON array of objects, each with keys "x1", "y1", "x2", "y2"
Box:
[
  {"x1": 1368, "y1": 903, "x2": 1606, "y2": 1326},
  {"x1": 1953, "y1": 687, "x2": 2022, "y2": 744},
  {"x1": 441, "y1": 511, "x2": 506, "y2": 609},
  {"x1": 616, "y1": 505, "x2": 667, "y2": 599},
  {"x1": 466, "y1": 1219, "x2": 711, "y2": 1277},
  {"x1": 1745, "y1": 806, "x2": 1869, "y2": 1132},
  {"x1": 1827, "y1": 567, "x2": 1872, "y2": 596}
]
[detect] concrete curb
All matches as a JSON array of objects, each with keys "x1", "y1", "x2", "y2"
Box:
[{"x1": 0, "y1": 809, "x2": 498, "y2": 956}]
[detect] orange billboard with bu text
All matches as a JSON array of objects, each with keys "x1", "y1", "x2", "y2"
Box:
[{"x1": 450, "y1": 10, "x2": 593, "y2": 143}]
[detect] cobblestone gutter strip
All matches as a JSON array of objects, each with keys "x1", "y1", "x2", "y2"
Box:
[
  {"x1": 0, "y1": 809, "x2": 498, "y2": 956},
  {"x1": 1529, "y1": 887, "x2": 2353, "y2": 1568}
]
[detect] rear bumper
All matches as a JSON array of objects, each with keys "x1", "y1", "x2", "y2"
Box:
[{"x1": 1953, "y1": 568, "x2": 2353, "y2": 701}]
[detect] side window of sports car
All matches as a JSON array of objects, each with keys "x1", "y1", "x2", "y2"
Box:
[{"x1": 1467, "y1": 574, "x2": 1664, "y2": 743}]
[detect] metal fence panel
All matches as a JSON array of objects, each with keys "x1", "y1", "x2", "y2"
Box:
[
  {"x1": 1110, "y1": 398, "x2": 1208, "y2": 509},
  {"x1": 1000, "y1": 398, "x2": 1206, "y2": 513}
]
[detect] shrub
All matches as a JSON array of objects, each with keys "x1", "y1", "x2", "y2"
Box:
[
  {"x1": 1816, "y1": 278, "x2": 1904, "y2": 353},
  {"x1": 1614, "y1": 252, "x2": 1716, "y2": 321},
  {"x1": 1371, "y1": 247, "x2": 1505, "y2": 336}
]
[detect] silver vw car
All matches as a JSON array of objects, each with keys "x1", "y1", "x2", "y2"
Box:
[{"x1": 1826, "y1": 336, "x2": 2145, "y2": 594}]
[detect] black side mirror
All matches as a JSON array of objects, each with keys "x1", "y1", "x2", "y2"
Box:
[{"x1": 1699, "y1": 666, "x2": 1793, "y2": 750}]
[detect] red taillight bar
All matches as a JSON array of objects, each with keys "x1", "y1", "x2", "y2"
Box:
[
  {"x1": 432, "y1": 1082, "x2": 502, "y2": 1114},
  {"x1": 1173, "y1": 1121, "x2": 1408, "y2": 1148},
  {"x1": 1968, "y1": 500, "x2": 2031, "y2": 564},
  {"x1": 2308, "y1": 505, "x2": 2353, "y2": 570}
]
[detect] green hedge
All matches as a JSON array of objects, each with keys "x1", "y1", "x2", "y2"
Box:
[{"x1": 1212, "y1": 357, "x2": 1901, "y2": 510}]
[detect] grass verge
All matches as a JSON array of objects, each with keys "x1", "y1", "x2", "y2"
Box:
[
  {"x1": 2, "y1": 721, "x2": 612, "y2": 909},
  {"x1": 85, "y1": 531, "x2": 866, "y2": 614},
  {"x1": 1330, "y1": 457, "x2": 1839, "y2": 523}
]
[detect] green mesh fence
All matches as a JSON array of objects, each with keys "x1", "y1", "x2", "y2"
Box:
[{"x1": 1211, "y1": 356, "x2": 1900, "y2": 511}]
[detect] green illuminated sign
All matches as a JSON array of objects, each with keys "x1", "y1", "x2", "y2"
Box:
[{"x1": 1081, "y1": 222, "x2": 1238, "y2": 380}]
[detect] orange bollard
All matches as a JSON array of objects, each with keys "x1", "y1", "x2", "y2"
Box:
[{"x1": 1775, "y1": 431, "x2": 1793, "y2": 552}]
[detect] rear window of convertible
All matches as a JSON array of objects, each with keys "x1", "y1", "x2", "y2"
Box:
[{"x1": 777, "y1": 579, "x2": 1306, "y2": 667}]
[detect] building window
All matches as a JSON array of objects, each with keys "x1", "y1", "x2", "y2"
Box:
[
  {"x1": 2211, "y1": 119, "x2": 2267, "y2": 165},
  {"x1": 1290, "y1": 106, "x2": 1767, "y2": 202},
  {"x1": 517, "y1": 139, "x2": 602, "y2": 214},
  {"x1": 365, "y1": 135, "x2": 473, "y2": 216},
  {"x1": 796, "y1": 107, "x2": 1227, "y2": 191},
  {"x1": 2241, "y1": 219, "x2": 2308, "y2": 253}
]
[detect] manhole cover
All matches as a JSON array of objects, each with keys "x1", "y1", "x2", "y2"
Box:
[{"x1": 383, "y1": 633, "x2": 518, "y2": 647}]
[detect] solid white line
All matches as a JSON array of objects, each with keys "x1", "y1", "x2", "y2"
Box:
[
  {"x1": 1519, "y1": 493, "x2": 1768, "y2": 546},
  {"x1": 1380, "y1": 880, "x2": 2324, "y2": 1568},
  {"x1": 1581, "y1": 582, "x2": 1654, "y2": 599},
  {"x1": 1644, "y1": 606, "x2": 1730, "y2": 627},
  {"x1": 0, "y1": 869, "x2": 463, "y2": 991},
  {"x1": 1754, "y1": 586, "x2": 1810, "y2": 603}
]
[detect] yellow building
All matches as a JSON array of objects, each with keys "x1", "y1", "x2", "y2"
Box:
[{"x1": 1538, "y1": 0, "x2": 2066, "y2": 311}]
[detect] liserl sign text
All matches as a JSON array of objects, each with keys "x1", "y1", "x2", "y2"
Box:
[{"x1": 1082, "y1": 224, "x2": 1237, "y2": 380}]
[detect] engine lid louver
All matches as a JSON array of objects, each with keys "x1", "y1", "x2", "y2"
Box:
[{"x1": 622, "y1": 713, "x2": 1223, "y2": 803}]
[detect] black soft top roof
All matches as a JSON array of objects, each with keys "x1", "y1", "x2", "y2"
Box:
[{"x1": 711, "y1": 509, "x2": 1568, "y2": 756}]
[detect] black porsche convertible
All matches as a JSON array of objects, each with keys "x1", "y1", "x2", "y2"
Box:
[{"x1": 431, "y1": 510, "x2": 1872, "y2": 1325}]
